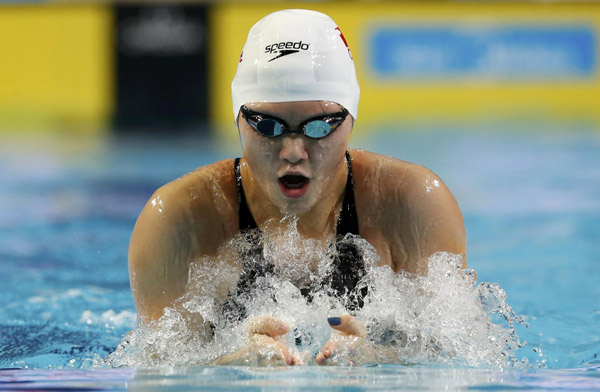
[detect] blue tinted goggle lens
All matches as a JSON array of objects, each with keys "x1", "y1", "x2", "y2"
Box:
[
  {"x1": 241, "y1": 106, "x2": 349, "y2": 139},
  {"x1": 304, "y1": 121, "x2": 331, "y2": 138},
  {"x1": 256, "y1": 119, "x2": 284, "y2": 137}
]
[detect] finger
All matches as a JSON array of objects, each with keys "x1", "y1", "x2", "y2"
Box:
[
  {"x1": 327, "y1": 315, "x2": 366, "y2": 337},
  {"x1": 322, "y1": 340, "x2": 335, "y2": 358},
  {"x1": 290, "y1": 354, "x2": 303, "y2": 366},
  {"x1": 316, "y1": 352, "x2": 325, "y2": 364},
  {"x1": 315, "y1": 339, "x2": 336, "y2": 364},
  {"x1": 248, "y1": 316, "x2": 290, "y2": 337},
  {"x1": 275, "y1": 340, "x2": 293, "y2": 365}
]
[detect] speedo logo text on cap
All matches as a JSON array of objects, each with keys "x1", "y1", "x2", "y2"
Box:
[{"x1": 265, "y1": 41, "x2": 310, "y2": 62}]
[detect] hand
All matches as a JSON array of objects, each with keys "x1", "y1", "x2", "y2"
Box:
[
  {"x1": 213, "y1": 316, "x2": 302, "y2": 366},
  {"x1": 316, "y1": 315, "x2": 377, "y2": 366}
]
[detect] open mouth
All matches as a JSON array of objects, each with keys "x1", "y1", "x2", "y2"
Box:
[
  {"x1": 278, "y1": 175, "x2": 310, "y2": 198},
  {"x1": 279, "y1": 175, "x2": 310, "y2": 189}
]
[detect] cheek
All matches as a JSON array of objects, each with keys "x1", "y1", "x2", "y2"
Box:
[
  {"x1": 241, "y1": 130, "x2": 279, "y2": 173},
  {"x1": 313, "y1": 132, "x2": 349, "y2": 171}
]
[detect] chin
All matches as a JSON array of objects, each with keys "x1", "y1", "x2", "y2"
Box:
[
  {"x1": 276, "y1": 196, "x2": 315, "y2": 216},
  {"x1": 278, "y1": 202, "x2": 309, "y2": 216}
]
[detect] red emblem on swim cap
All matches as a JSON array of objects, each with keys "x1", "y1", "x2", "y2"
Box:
[
  {"x1": 335, "y1": 27, "x2": 353, "y2": 60},
  {"x1": 239, "y1": 50, "x2": 243, "y2": 63}
]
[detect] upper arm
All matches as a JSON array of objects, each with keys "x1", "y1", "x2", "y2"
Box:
[
  {"x1": 383, "y1": 163, "x2": 466, "y2": 274},
  {"x1": 128, "y1": 185, "x2": 197, "y2": 323}
]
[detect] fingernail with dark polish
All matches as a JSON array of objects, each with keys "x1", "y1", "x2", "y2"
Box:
[{"x1": 327, "y1": 317, "x2": 341, "y2": 326}]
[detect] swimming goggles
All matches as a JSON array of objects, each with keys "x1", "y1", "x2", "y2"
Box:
[{"x1": 240, "y1": 105, "x2": 349, "y2": 139}]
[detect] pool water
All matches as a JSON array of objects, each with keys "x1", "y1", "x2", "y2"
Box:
[{"x1": 1, "y1": 125, "x2": 599, "y2": 389}]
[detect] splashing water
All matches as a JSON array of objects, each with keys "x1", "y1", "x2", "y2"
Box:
[{"x1": 103, "y1": 220, "x2": 532, "y2": 368}]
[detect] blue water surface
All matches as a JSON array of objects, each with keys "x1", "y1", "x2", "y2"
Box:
[{"x1": 0, "y1": 125, "x2": 599, "y2": 389}]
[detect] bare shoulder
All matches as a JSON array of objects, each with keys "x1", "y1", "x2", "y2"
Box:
[
  {"x1": 131, "y1": 158, "x2": 239, "y2": 260},
  {"x1": 349, "y1": 149, "x2": 413, "y2": 194},
  {"x1": 349, "y1": 149, "x2": 466, "y2": 273},
  {"x1": 350, "y1": 149, "x2": 429, "y2": 210}
]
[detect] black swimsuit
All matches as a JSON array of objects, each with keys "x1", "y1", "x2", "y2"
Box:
[{"x1": 224, "y1": 151, "x2": 367, "y2": 321}]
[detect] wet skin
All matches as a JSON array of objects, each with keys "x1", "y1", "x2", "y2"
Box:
[{"x1": 128, "y1": 101, "x2": 467, "y2": 365}]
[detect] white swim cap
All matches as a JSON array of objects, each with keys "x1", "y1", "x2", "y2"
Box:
[{"x1": 232, "y1": 9, "x2": 360, "y2": 121}]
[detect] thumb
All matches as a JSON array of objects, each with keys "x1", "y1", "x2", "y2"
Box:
[
  {"x1": 327, "y1": 315, "x2": 366, "y2": 338},
  {"x1": 248, "y1": 316, "x2": 290, "y2": 338}
]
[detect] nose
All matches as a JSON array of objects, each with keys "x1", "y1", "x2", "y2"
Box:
[{"x1": 279, "y1": 135, "x2": 308, "y2": 164}]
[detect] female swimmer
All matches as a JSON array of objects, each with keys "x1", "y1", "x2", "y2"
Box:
[{"x1": 128, "y1": 9, "x2": 466, "y2": 365}]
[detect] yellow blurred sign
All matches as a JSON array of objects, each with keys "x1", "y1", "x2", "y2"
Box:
[
  {"x1": 210, "y1": 2, "x2": 600, "y2": 141},
  {"x1": 0, "y1": 5, "x2": 112, "y2": 132}
]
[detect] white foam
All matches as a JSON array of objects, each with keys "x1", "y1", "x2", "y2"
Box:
[{"x1": 103, "y1": 222, "x2": 532, "y2": 368}]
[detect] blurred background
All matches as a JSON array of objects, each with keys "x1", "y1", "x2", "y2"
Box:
[
  {"x1": 1, "y1": 0, "x2": 600, "y2": 370},
  {"x1": 1, "y1": 1, "x2": 598, "y2": 139}
]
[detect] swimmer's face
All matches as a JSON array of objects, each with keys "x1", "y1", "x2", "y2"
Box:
[{"x1": 237, "y1": 101, "x2": 353, "y2": 215}]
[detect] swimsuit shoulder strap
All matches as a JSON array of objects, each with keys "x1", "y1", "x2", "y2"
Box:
[
  {"x1": 336, "y1": 151, "x2": 360, "y2": 236},
  {"x1": 234, "y1": 158, "x2": 259, "y2": 231},
  {"x1": 331, "y1": 151, "x2": 366, "y2": 311}
]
